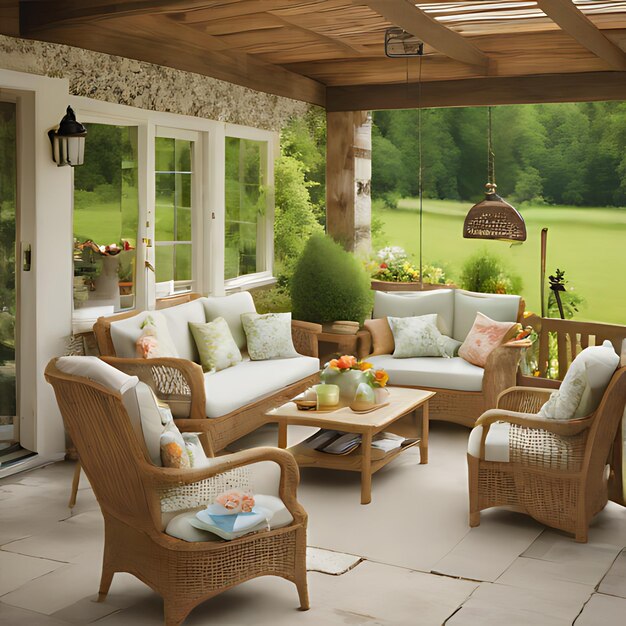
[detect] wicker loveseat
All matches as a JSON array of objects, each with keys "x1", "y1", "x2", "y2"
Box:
[
  {"x1": 359, "y1": 289, "x2": 527, "y2": 427},
  {"x1": 94, "y1": 292, "x2": 321, "y2": 452}
]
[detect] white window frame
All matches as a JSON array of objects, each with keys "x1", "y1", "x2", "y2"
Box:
[
  {"x1": 67, "y1": 96, "x2": 277, "y2": 305},
  {"x1": 223, "y1": 123, "x2": 278, "y2": 292},
  {"x1": 154, "y1": 126, "x2": 203, "y2": 296}
]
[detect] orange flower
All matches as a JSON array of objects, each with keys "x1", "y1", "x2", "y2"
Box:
[
  {"x1": 336, "y1": 355, "x2": 357, "y2": 370},
  {"x1": 328, "y1": 359, "x2": 340, "y2": 370},
  {"x1": 373, "y1": 369, "x2": 389, "y2": 388},
  {"x1": 357, "y1": 360, "x2": 373, "y2": 371}
]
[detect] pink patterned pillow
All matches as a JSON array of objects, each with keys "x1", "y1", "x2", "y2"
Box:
[{"x1": 458, "y1": 312, "x2": 517, "y2": 367}]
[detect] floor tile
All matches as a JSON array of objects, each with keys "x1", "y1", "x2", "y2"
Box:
[
  {"x1": 521, "y1": 529, "x2": 622, "y2": 585},
  {"x1": 306, "y1": 546, "x2": 362, "y2": 575},
  {"x1": 0, "y1": 561, "x2": 151, "y2": 617},
  {"x1": 574, "y1": 593, "x2": 626, "y2": 625},
  {"x1": 2, "y1": 511, "x2": 104, "y2": 564},
  {"x1": 447, "y1": 580, "x2": 590, "y2": 625},
  {"x1": 0, "y1": 551, "x2": 64, "y2": 597},
  {"x1": 496, "y1": 555, "x2": 597, "y2": 594},
  {"x1": 0, "y1": 602, "x2": 71, "y2": 625},
  {"x1": 432, "y1": 510, "x2": 543, "y2": 582},
  {"x1": 598, "y1": 549, "x2": 626, "y2": 599}
]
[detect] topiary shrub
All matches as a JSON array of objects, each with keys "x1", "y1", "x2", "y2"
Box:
[
  {"x1": 290, "y1": 233, "x2": 373, "y2": 324},
  {"x1": 460, "y1": 251, "x2": 523, "y2": 295}
]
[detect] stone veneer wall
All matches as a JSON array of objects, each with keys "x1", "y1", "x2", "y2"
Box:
[{"x1": 0, "y1": 35, "x2": 314, "y2": 130}]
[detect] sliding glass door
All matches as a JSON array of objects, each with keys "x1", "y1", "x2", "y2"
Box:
[{"x1": 0, "y1": 102, "x2": 17, "y2": 441}]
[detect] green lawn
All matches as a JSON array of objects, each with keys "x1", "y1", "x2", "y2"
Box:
[{"x1": 373, "y1": 199, "x2": 626, "y2": 325}]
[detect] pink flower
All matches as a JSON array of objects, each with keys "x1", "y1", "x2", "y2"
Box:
[{"x1": 215, "y1": 490, "x2": 255, "y2": 514}]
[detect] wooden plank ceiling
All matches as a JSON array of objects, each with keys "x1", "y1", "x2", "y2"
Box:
[{"x1": 12, "y1": 0, "x2": 626, "y2": 109}]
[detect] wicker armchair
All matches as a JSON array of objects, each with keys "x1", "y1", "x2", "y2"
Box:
[
  {"x1": 45, "y1": 359, "x2": 309, "y2": 626},
  {"x1": 467, "y1": 359, "x2": 626, "y2": 542}
]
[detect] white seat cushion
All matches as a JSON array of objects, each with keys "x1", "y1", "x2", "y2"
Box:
[
  {"x1": 453, "y1": 290, "x2": 521, "y2": 342},
  {"x1": 202, "y1": 292, "x2": 257, "y2": 351},
  {"x1": 159, "y1": 299, "x2": 207, "y2": 362},
  {"x1": 467, "y1": 422, "x2": 510, "y2": 461},
  {"x1": 367, "y1": 354, "x2": 484, "y2": 392},
  {"x1": 165, "y1": 494, "x2": 293, "y2": 542},
  {"x1": 204, "y1": 356, "x2": 320, "y2": 418},
  {"x1": 110, "y1": 311, "x2": 179, "y2": 359},
  {"x1": 373, "y1": 290, "x2": 455, "y2": 337}
]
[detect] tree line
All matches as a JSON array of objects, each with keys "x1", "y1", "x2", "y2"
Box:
[{"x1": 373, "y1": 102, "x2": 626, "y2": 207}]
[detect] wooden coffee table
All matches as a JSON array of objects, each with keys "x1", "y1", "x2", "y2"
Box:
[{"x1": 266, "y1": 387, "x2": 434, "y2": 504}]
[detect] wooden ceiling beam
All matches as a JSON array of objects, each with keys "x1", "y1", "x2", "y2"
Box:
[
  {"x1": 327, "y1": 71, "x2": 626, "y2": 111},
  {"x1": 19, "y1": 0, "x2": 219, "y2": 32},
  {"x1": 536, "y1": 0, "x2": 626, "y2": 70},
  {"x1": 353, "y1": 0, "x2": 490, "y2": 70},
  {"x1": 20, "y1": 14, "x2": 326, "y2": 106}
]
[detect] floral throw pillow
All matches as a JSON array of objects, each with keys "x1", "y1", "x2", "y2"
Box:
[
  {"x1": 135, "y1": 314, "x2": 178, "y2": 359},
  {"x1": 160, "y1": 422, "x2": 191, "y2": 469},
  {"x1": 189, "y1": 318, "x2": 242, "y2": 373},
  {"x1": 388, "y1": 314, "x2": 459, "y2": 358},
  {"x1": 241, "y1": 312, "x2": 299, "y2": 360},
  {"x1": 458, "y1": 312, "x2": 517, "y2": 367}
]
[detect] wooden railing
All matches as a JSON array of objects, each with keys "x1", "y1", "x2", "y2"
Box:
[{"x1": 520, "y1": 314, "x2": 626, "y2": 387}]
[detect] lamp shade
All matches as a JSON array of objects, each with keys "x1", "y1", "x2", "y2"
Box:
[
  {"x1": 48, "y1": 106, "x2": 87, "y2": 167},
  {"x1": 463, "y1": 184, "x2": 526, "y2": 242}
]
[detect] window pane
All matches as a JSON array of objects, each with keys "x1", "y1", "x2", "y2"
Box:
[
  {"x1": 175, "y1": 139, "x2": 191, "y2": 172},
  {"x1": 225, "y1": 137, "x2": 266, "y2": 280},
  {"x1": 155, "y1": 137, "x2": 174, "y2": 172},
  {"x1": 155, "y1": 172, "x2": 175, "y2": 240},
  {"x1": 175, "y1": 244, "x2": 192, "y2": 282},
  {"x1": 74, "y1": 124, "x2": 139, "y2": 312},
  {"x1": 155, "y1": 245, "x2": 174, "y2": 283},
  {"x1": 176, "y1": 173, "x2": 192, "y2": 241}
]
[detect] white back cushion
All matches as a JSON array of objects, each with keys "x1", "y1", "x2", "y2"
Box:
[
  {"x1": 110, "y1": 311, "x2": 178, "y2": 359},
  {"x1": 453, "y1": 289, "x2": 521, "y2": 342},
  {"x1": 160, "y1": 299, "x2": 207, "y2": 362},
  {"x1": 538, "y1": 340, "x2": 619, "y2": 420},
  {"x1": 372, "y1": 290, "x2": 455, "y2": 337},
  {"x1": 121, "y1": 381, "x2": 166, "y2": 466},
  {"x1": 56, "y1": 356, "x2": 138, "y2": 393},
  {"x1": 202, "y1": 292, "x2": 257, "y2": 351}
]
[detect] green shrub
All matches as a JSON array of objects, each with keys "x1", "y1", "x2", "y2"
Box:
[
  {"x1": 252, "y1": 285, "x2": 292, "y2": 314},
  {"x1": 290, "y1": 234, "x2": 373, "y2": 324},
  {"x1": 460, "y1": 251, "x2": 523, "y2": 295}
]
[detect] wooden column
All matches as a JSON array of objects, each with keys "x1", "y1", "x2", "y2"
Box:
[{"x1": 326, "y1": 110, "x2": 372, "y2": 253}]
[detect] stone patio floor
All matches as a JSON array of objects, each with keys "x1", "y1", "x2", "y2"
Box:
[{"x1": 1, "y1": 422, "x2": 625, "y2": 625}]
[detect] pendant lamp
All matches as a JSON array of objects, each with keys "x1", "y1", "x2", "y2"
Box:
[{"x1": 463, "y1": 107, "x2": 526, "y2": 242}]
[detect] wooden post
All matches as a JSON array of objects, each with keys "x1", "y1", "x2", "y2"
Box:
[{"x1": 326, "y1": 110, "x2": 371, "y2": 253}]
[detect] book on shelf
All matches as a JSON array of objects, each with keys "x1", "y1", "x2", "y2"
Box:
[{"x1": 302, "y1": 429, "x2": 406, "y2": 455}]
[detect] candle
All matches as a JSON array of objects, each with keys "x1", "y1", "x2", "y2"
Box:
[{"x1": 315, "y1": 384, "x2": 340, "y2": 409}]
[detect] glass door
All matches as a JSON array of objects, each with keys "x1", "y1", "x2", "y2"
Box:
[{"x1": 0, "y1": 101, "x2": 18, "y2": 453}]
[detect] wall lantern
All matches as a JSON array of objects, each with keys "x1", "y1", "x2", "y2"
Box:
[{"x1": 48, "y1": 106, "x2": 87, "y2": 167}]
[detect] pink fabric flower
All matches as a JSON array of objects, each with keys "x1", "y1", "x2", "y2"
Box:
[{"x1": 215, "y1": 490, "x2": 255, "y2": 514}]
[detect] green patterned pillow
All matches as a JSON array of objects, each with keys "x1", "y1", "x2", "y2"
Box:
[
  {"x1": 241, "y1": 312, "x2": 299, "y2": 361},
  {"x1": 388, "y1": 314, "x2": 460, "y2": 358},
  {"x1": 189, "y1": 318, "x2": 242, "y2": 372}
]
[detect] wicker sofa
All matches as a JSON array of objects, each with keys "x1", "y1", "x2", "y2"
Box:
[
  {"x1": 359, "y1": 288, "x2": 527, "y2": 427},
  {"x1": 94, "y1": 292, "x2": 321, "y2": 452}
]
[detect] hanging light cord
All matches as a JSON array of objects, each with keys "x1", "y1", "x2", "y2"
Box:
[
  {"x1": 418, "y1": 50, "x2": 423, "y2": 287},
  {"x1": 487, "y1": 106, "x2": 495, "y2": 188}
]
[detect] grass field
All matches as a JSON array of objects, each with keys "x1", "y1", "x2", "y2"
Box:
[{"x1": 373, "y1": 198, "x2": 626, "y2": 325}]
